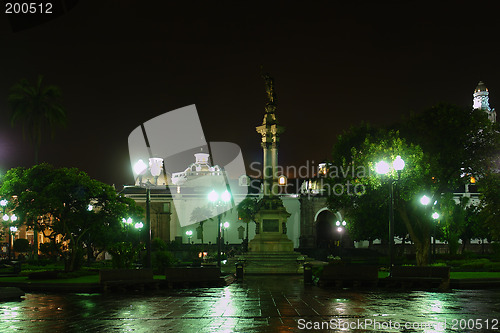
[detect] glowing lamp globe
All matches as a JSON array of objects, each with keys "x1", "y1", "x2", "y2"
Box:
[
  {"x1": 432, "y1": 212, "x2": 440, "y2": 220},
  {"x1": 149, "y1": 158, "x2": 164, "y2": 177},
  {"x1": 133, "y1": 159, "x2": 148, "y2": 176},
  {"x1": 393, "y1": 155, "x2": 405, "y2": 171},
  {"x1": 208, "y1": 190, "x2": 218, "y2": 202},
  {"x1": 375, "y1": 161, "x2": 390, "y2": 175},
  {"x1": 221, "y1": 190, "x2": 231, "y2": 202},
  {"x1": 420, "y1": 195, "x2": 431, "y2": 206},
  {"x1": 223, "y1": 222, "x2": 230, "y2": 228}
]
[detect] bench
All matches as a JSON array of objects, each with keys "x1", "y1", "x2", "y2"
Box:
[
  {"x1": 99, "y1": 269, "x2": 158, "y2": 292},
  {"x1": 319, "y1": 264, "x2": 378, "y2": 288},
  {"x1": 390, "y1": 266, "x2": 450, "y2": 290},
  {"x1": 165, "y1": 267, "x2": 221, "y2": 288},
  {"x1": 0, "y1": 261, "x2": 21, "y2": 277}
]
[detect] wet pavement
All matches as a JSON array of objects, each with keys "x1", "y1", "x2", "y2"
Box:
[{"x1": 1, "y1": 276, "x2": 500, "y2": 332}]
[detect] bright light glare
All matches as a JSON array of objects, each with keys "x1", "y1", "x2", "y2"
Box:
[
  {"x1": 10, "y1": 226, "x2": 17, "y2": 232},
  {"x1": 223, "y1": 222, "x2": 230, "y2": 229},
  {"x1": 420, "y1": 195, "x2": 431, "y2": 206},
  {"x1": 3, "y1": 214, "x2": 8, "y2": 221},
  {"x1": 342, "y1": 220, "x2": 346, "y2": 226},
  {"x1": 135, "y1": 222, "x2": 143, "y2": 229},
  {"x1": 0, "y1": 199, "x2": 7, "y2": 207},
  {"x1": 11, "y1": 214, "x2": 17, "y2": 222},
  {"x1": 393, "y1": 155, "x2": 405, "y2": 171},
  {"x1": 375, "y1": 161, "x2": 390, "y2": 174},
  {"x1": 87, "y1": 204, "x2": 93, "y2": 211},
  {"x1": 432, "y1": 212, "x2": 440, "y2": 220},
  {"x1": 186, "y1": 230, "x2": 193, "y2": 236},
  {"x1": 337, "y1": 227, "x2": 343, "y2": 233},
  {"x1": 335, "y1": 221, "x2": 340, "y2": 226},
  {"x1": 208, "y1": 190, "x2": 218, "y2": 202}
]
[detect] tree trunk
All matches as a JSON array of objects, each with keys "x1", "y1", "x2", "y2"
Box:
[
  {"x1": 414, "y1": 237, "x2": 430, "y2": 266},
  {"x1": 398, "y1": 206, "x2": 430, "y2": 266}
]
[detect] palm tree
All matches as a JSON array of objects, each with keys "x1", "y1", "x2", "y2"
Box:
[
  {"x1": 190, "y1": 206, "x2": 212, "y2": 244},
  {"x1": 8, "y1": 75, "x2": 67, "y2": 164},
  {"x1": 236, "y1": 197, "x2": 259, "y2": 251}
]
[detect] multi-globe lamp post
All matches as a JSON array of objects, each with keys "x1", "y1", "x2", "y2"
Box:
[
  {"x1": 335, "y1": 220, "x2": 347, "y2": 257},
  {"x1": 133, "y1": 157, "x2": 164, "y2": 269},
  {"x1": 2, "y1": 199, "x2": 18, "y2": 261},
  {"x1": 208, "y1": 189, "x2": 231, "y2": 267},
  {"x1": 375, "y1": 155, "x2": 405, "y2": 276},
  {"x1": 420, "y1": 195, "x2": 439, "y2": 264},
  {"x1": 186, "y1": 230, "x2": 193, "y2": 244}
]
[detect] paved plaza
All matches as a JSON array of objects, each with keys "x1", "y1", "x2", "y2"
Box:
[{"x1": 1, "y1": 276, "x2": 500, "y2": 332}]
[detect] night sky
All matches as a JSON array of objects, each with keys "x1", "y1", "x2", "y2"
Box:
[{"x1": 0, "y1": 0, "x2": 499, "y2": 186}]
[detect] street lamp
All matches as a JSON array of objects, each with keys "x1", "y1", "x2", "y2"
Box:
[
  {"x1": 133, "y1": 157, "x2": 164, "y2": 269},
  {"x1": 186, "y1": 230, "x2": 193, "y2": 244},
  {"x1": 376, "y1": 155, "x2": 405, "y2": 276},
  {"x1": 208, "y1": 189, "x2": 231, "y2": 267},
  {"x1": 222, "y1": 221, "x2": 230, "y2": 251},
  {"x1": 335, "y1": 220, "x2": 347, "y2": 257},
  {"x1": 4, "y1": 214, "x2": 18, "y2": 260},
  {"x1": 432, "y1": 212, "x2": 440, "y2": 259}
]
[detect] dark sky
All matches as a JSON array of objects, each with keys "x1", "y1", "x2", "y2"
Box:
[{"x1": 0, "y1": 0, "x2": 499, "y2": 186}]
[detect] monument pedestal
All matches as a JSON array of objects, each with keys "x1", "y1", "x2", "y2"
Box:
[{"x1": 244, "y1": 196, "x2": 303, "y2": 274}]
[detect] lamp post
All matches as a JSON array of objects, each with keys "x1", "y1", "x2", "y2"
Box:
[
  {"x1": 208, "y1": 189, "x2": 231, "y2": 267},
  {"x1": 419, "y1": 195, "x2": 434, "y2": 265},
  {"x1": 222, "y1": 222, "x2": 229, "y2": 253},
  {"x1": 186, "y1": 230, "x2": 193, "y2": 244},
  {"x1": 133, "y1": 157, "x2": 164, "y2": 269},
  {"x1": 335, "y1": 220, "x2": 347, "y2": 257},
  {"x1": 376, "y1": 155, "x2": 404, "y2": 276},
  {"x1": 3, "y1": 213, "x2": 18, "y2": 260},
  {"x1": 431, "y1": 212, "x2": 440, "y2": 261}
]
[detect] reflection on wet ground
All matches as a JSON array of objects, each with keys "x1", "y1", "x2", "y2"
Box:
[{"x1": 1, "y1": 276, "x2": 500, "y2": 332}]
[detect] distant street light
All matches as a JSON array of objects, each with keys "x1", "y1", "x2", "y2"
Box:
[
  {"x1": 376, "y1": 155, "x2": 405, "y2": 276},
  {"x1": 208, "y1": 189, "x2": 231, "y2": 267},
  {"x1": 186, "y1": 230, "x2": 193, "y2": 244}
]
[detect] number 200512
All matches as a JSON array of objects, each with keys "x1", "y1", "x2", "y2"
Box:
[{"x1": 5, "y1": 2, "x2": 52, "y2": 14}]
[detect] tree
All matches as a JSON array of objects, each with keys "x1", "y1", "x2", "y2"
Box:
[
  {"x1": 479, "y1": 173, "x2": 500, "y2": 240},
  {"x1": 328, "y1": 104, "x2": 499, "y2": 265},
  {"x1": 0, "y1": 164, "x2": 143, "y2": 271},
  {"x1": 190, "y1": 206, "x2": 213, "y2": 244},
  {"x1": 8, "y1": 75, "x2": 67, "y2": 164},
  {"x1": 236, "y1": 197, "x2": 259, "y2": 251}
]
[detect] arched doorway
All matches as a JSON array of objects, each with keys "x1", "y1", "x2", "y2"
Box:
[{"x1": 315, "y1": 210, "x2": 338, "y2": 249}]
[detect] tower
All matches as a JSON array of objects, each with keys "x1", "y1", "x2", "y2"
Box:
[{"x1": 473, "y1": 81, "x2": 497, "y2": 123}]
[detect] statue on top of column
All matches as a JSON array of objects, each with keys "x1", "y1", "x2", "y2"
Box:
[{"x1": 261, "y1": 66, "x2": 277, "y2": 114}]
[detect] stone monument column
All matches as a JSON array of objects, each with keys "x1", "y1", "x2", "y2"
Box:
[{"x1": 246, "y1": 70, "x2": 298, "y2": 261}]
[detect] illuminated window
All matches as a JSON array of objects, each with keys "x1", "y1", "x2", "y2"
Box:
[{"x1": 278, "y1": 175, "x2": 287, "y2": 186}]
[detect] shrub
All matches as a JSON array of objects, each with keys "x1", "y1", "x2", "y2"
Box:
[
  {"x1": 153, "y1": 250, "x2": 176, "y2": 272},
  {"x1": 28, "y1": 270, "x2": 61, "y2": 280}
]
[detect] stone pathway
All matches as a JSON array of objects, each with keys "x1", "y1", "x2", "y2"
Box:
[{"x1": 1, "y1": 276, "x2": 500, "y2": 332}]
